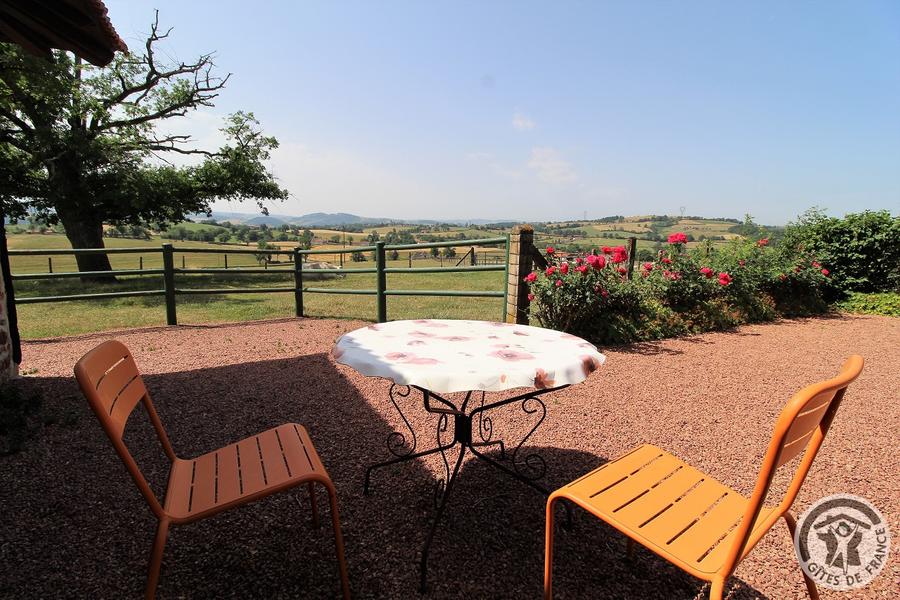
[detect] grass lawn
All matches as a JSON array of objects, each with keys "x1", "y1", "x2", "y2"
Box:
[{"x1": 9, "y1": 233, "x2": 507, "y2": 338}]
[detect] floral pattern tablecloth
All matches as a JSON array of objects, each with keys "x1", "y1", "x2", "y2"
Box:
[{"x1": 332, "y1": 319, "x2": 605, "y2": 394}]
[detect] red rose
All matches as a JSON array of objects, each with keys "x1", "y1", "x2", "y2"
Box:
[
  {"x1": 555, "y1": 279, "x2": 563, "y2": 287},
  {"x1": 524, "y1": 272, "x2": 537, "y2": 283},
  {"x1": 601, "y1": 246, "x2": 612, "y2": 254},
  {"x1": 617, "y1": 266, "x2": 627, "y2": 274},
  {"x1": 601, "y1": 289, "x2": 609, "y2": 298},
  {"x1": 811, "y1": 261, "x2": 820, "y2": 268},
  {"x1": 575, "y1": 257, "x2": 584, "y2": 265},
  {"x1": 821, "y1": 268, "x2": 829, "y2": 276},
  {"x1": 700, "y1": 266, "x2": 714, "y2": 278},
  {"x1": 546, "y1": 246, "x2": 555, "y2": 255},
  {"x1": 757, "y1": 238, "x2": 769, "y2": 247},
  {"x1": 661, "y1": 257, "x2": 672, "y2": 265},
  {"x1": 527, "y1": 293, "x2": 535, "y2": 301},
  {"x1": 560, "y1": 262, "x2": 569, "y2": 275},
  {"x1": 575, "y1": 265, "x2": 589, "y2": 274},
  {"x1": 718, "y1": 272, "x2": 732, "y2": 286},
  {"x1": 595, "y1": 255, "x2": 606, "y2": 269},
  {"x1": 668, "y1": 232, "x2": 688, "y2": 245},
  {"x1": 546, "y1": 266, "x2": 556, "y2": 276},
  {"x1": 612, "y1": 246, "x2": 627, "y2": 263},
  {"x1": 642, "y1": 262, "x2": 653, "y2": 271}
]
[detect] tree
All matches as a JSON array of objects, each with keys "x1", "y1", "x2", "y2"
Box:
[
  {"x1": 298, "y1": 229, "x2": 314, "y2": 250},
  {"x1": 254, "y1": 240, "x2": 274, "y2": 265},
  {"x1": 0, "y1": 13, "x2": 288, "y2": 280}
]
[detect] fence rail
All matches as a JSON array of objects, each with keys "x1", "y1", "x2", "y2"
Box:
[{"x1": 9, "y1": 236, "x2": 510, "y2": 324}]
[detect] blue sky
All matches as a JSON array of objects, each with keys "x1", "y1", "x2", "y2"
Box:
[{"x1": 105, "y1": 1, "x2": 899, "y2": 225}]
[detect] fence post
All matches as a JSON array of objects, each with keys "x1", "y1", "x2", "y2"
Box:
[
  {"x1": 626, "y1": 237, "x2": 637, "y2": 280},
  {"x1": 48, "y1": 256, "x2": 52, "y2": 273},
  {"x1": 470, "y1": 246, "x2": 476, "y2": 266},
  {"x1": 505, "y1": 225, "x2": 535, "y2": 324},
  {"x1": 294, "y1": 248, "x2": 303, "y2": 317},
  {"x1": 375, "y1": 241, "x2": 387, "y2": 322},
  {"x1": 162, "y1": 244, "x2": 177, "y2": 326},
  {"x1": 224, "y1": 254, "x2": 228, "y2": 269},
  {"x1": 181, "y1": 255, "x2": 185, "y2": 269},
  {"x1": 139, "y1": 256, "x2": 143, "y2": 270},
  {"x1": 408, "y1": 252, "x2": 412, "y2": 268}
]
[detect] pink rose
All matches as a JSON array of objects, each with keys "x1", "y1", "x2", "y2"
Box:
[
  {"x1": 668, "y1": 232, "x2": 688, "y2": 245},
  {"x1": 524, "y1": 272, "x2": 537, "y2": 283}
]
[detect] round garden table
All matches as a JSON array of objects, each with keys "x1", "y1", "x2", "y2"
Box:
[{"x1": 332, "y1": 319, "x2": 605, "y2": 591}]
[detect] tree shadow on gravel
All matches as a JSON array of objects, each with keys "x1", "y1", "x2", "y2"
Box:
[{"x1": 1, "y1": 354, "x2": 767, "y2": 600}]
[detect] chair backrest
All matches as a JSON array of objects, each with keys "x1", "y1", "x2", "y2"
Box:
[
  {"x1": 74, "y1": 340, "x2": 176, "y2": 517},
  {"x1": 721, "y1": 355, "x2": 864, "y2": 574}
]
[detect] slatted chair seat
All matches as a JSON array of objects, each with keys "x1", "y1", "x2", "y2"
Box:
[
  {"x1": 165, "y1": 423, "x2": 326, "y2": 521},
  {"x1": 556, "y1": 444, "x2": 777, "y2": 577},
  {"x1": 544, "y1": 356, "x2": 864, "y2": 600}
]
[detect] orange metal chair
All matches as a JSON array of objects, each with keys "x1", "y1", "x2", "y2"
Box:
[
  {"x1": 74, "y1": 340, "x2": 351, "y2": 599},
  {"x1": 544, "y1": 355, "x2": 864, "y2": 600}
]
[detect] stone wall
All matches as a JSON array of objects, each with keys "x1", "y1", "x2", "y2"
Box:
[{"x1": 0, "y1": 263, "x2": 16, "y2": 381}]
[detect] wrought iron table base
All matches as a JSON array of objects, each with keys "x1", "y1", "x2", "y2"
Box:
[{"x1": 363, "y1": 384, "x2": 569, "y2": 592}]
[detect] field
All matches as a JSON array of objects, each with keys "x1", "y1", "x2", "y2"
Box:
[
  {"x1": 8, "y1": 233, "x2": 506, "y2": 339},
  {"x1": 7, "y1": 216, "x2": 750, "y2": 338}
]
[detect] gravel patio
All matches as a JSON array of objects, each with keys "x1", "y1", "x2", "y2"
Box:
[{"x1": 2, "y1": 314, "x2": 897, "y2": 599}]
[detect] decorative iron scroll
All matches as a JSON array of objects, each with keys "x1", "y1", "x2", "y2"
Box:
[
  {"x1": 476, "y1": 391, "x2": 493, "y2": 443},
  {"x1": 511, "y1": 395, "x2": 547, "y2": 480},
  {"x1": 386, "y1": 384, "x2": 416, "y2": 457},
  {"x1": 434, "y1": 413, "x2": 451, "y2": 507}
]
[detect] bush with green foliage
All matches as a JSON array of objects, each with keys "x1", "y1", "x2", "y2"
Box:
[
  {"x1": 526, "y1": 233, "x2": 833, "y2": 344},
  {"x1": 835, "y1": 292, "x2": 900, "y2": 317},
  {"x1": 779, "y1": 209, "x2": 899, "y2": 293}
]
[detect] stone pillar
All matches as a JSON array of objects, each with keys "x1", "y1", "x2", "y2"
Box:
[
  {"x1": 505, "y1": 225, "x2": 535, "y2": 325},
  {"x1": 0, "y1": 261, "x2": 16, "y2": 381}
]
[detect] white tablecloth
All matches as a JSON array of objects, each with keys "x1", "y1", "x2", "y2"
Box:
[{"x1": 333, "y1": 319, "x2": 605, "y2": 394}]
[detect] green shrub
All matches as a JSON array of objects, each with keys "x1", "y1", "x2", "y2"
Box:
[
  {"x1": 779, "y1": 209, "x2": 899, "y2": 293},
  {"x1": 526, "y1": 233, "x2": 832, "y2": 345},
  {"x1": 835, "y1": 292, "x2": 900, "y2": 317}
]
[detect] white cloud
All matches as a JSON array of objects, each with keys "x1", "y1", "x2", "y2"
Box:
[
  {"x1": 466, "y1": 150, "x2": 523, "y2": 180},
  {"x1": 512, "y1": 111, "x2": 536, "y2": 131},
  {"x1": 527, "y1": 147, "x2": 577, "y2": 184}
]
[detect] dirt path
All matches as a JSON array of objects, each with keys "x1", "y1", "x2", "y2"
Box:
[{"x1": 4, "y1": 314, "x2": 897, "y2": 598}]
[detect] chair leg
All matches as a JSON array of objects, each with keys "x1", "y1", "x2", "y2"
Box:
[
  {"x1": 308, "y1": 482, "x2": 320, "y2": 528},
  {"x1": 709, "y1": 576, "x2": 726, "y2": 600},
  {"x1": 324, "y1": 483, "x2": 351, "y2": 600},
  {"x1": 784, "y1": 512, "x2": 820, "y2": 600},
  {"x1": 145, "y1": 518, "x2": 170, "y2": 600},
  {"x1": 544, "y1": 496, "x2": 559, "y2": 600}
]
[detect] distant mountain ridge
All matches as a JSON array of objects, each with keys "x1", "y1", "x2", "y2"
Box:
[{"x1": 189, "y1": 211, "x2": 507, "y2": 227}]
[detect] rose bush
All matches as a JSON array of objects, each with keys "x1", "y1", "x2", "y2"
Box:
[{"x1": 525, "y1": 234, "x2": 833, "y2": 344}]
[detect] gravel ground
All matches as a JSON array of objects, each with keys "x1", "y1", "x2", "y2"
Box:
[{"x1": 1, "y1": 314, "x2": 897, "y2": 599}]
